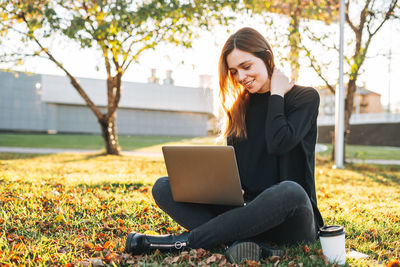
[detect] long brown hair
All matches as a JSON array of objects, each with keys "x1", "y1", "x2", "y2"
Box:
[{"x1": 219, "y1": 27, "x2": 275, "y2": 140}]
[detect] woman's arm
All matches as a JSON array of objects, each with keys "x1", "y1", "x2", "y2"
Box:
[{"x1": 265, "y1": 87, "x2": 320, "y2": 155}]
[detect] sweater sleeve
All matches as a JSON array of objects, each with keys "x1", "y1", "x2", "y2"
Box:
[{"x1": 265, "y1": 88, "x2": 319, "y2": 155}]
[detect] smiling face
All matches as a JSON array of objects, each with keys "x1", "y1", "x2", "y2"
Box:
[{"x1": 226, "y1": 49, "x2": 270, "y2": 94}]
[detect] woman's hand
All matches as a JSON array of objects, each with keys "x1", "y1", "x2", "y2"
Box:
[{"x1": 270, "y1": 68, "x2": 295, "y2": 97}]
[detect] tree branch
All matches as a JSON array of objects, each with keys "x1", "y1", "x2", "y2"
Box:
[
  {"x1": 369, "y1": 0, "x2": 398, "y2": 37},
  {"x1": 302, "y1": 45, "x2": 336, "y2": 94},
  {"x1": 20, "y1": 13, "x2": 103, "y2": 120},
  {"x1": 345, "y1": 1, "x2": 357, "y2": 34}
]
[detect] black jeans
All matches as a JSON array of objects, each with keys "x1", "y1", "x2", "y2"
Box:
[{"x1": 152, "y1": 177, "x2": 317, "y2": 249}]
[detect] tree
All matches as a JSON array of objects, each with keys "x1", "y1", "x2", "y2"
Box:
[
  {"x1": 301, "y1": 0, "x2": 399, "y2": 160},
  {"x1": 0, "y1": 0, "x2": 238, "y2": 155},
  {"x1": 243, "y1": 0, "x2": 339, "y2": 80}
]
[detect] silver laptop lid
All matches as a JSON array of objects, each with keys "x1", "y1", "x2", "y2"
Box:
[{"x1": 162, "y1": 146, "x2": 244, "y2": 206}]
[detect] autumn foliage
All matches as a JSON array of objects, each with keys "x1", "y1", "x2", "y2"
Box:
[{"x1": 0, "y1": 153, "x2": 399, "y2": 266}]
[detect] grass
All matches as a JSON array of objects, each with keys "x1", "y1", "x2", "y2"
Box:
[
  {"x1": 0, "y1": 133, "x2": 195, "y2": 151},
  {"x1": 318, "y1": 144, "x2": 400, "y2": 161},
  {"x1": 0, "y1": 152, "x2": 399, "y2": 266},
  {"x1": 2, "y1": 133, "x2": 400, "y2": 161}
]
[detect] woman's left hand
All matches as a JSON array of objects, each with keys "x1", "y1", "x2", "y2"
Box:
[{"x1": 270, "y1": 68, "x2": 295, "y2": 97}]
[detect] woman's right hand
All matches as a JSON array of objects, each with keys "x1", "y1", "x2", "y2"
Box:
[{"x1": 270, "y1": 68, "x2": 295, "y2": 97}]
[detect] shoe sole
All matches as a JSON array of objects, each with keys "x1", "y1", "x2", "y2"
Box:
[
  {"x1": 125, "y1": 232, "x2": 136, "y2": 253},
  {"x1": 225, "y1": 242, "x2": 261, "y2": 264}
]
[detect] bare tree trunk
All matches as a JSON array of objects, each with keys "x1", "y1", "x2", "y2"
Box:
[
  {"x1": 343, "y1": 79, "x2": 357, "y2": 162},
  {"x1": 289, "y1": 3, "x2": 301, "y2": 80},
  {"x1": 99, "y1": 114, "x2": 120, "y2": 155},
  {"x1": 330, "y1": 130, "x2": 335, "y2": 161}
]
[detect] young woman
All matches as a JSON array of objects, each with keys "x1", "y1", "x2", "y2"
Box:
[{"x1": 125, "y1": 27, "x2": 324, "y2": 263}]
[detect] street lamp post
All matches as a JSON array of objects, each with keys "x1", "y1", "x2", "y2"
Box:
[{"x1": 334, "y1": 0, "x2": 345, "y2": 169}]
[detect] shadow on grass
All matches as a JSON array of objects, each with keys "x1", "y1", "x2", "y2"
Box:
[
  {"x1": 0, "y1": 152, "x2": 50, "y2": 160},
  {"x1": 347, "y1": 163, "x2": 400, "y2": 186},
  {"x1": 60, "y1": 152, "x2": 109, "y2": 163},
  {"x1": 317, "y1": 156, "x2": 400, "y2": 185}
]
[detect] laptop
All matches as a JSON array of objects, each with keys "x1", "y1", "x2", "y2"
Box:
[{"x1": 162, "y1": 146, "x2": 244, "y2": 206}]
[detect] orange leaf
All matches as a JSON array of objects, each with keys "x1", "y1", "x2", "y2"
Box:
[
  {"x1": 12, "y1": 243, "x2": 25, "y2": 251},
  {"x1": 206, "y1": 255, "x2": 217, "y2": 264},
  {"x1": 104, "y1": 240, "x2": 115, "y2": 250},
  {"x1": 244, "y1": 260, "x2": 260, "y2": 266},
  {"x1": 196, "y1": 248, "x2": 207, "y2": 258},
  {"x1": 84, "y1": 241, "x2": 95, "y2": 250},
  {"x1": 387, "y1": 260, "x2": 400, "y2": 267},
  {"x1": 302, "y1": 245, "x2": 310, "y2": 253},
  {"x1": 104, "y1": 252, "x2": 118, "y2": 263}
]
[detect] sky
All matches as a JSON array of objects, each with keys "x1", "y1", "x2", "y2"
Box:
[{"x1": 3, "y1": 9, "x2": 400, "y2": 110}]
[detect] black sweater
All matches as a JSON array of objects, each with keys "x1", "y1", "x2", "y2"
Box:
[{"x1": 228, "y1": 85, "x2": 324, "y2": 228}]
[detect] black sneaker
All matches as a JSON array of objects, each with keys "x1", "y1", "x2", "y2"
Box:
[{"x1": 225, "y1": 241, "x2": 284, "y2": 264}]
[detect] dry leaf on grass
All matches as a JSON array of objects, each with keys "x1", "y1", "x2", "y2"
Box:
[
  {"x1": 387, "y1": 260, "x2": 400, "y2": 267},
  {"x1": 301, "y1": 245, "x2": 310, "y2": 253},
  {"x1": 269, "y1": 255, "x2": 281, "y2": 262},
  {"x1": 206, "y1": 255, "x2": 217, "y2": 264},
  {"x1": 244, "y1": 259, "x2": 260, "y2": 266}
]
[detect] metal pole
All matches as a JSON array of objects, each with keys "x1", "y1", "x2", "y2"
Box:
[
  {"x1": 334, "y1": 0, "x2": 345, "y2": 169},
  {"x1": 387, "y1": 31, "x2": 392, "y2": 114}
]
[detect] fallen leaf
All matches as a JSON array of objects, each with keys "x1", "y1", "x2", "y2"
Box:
[
  {"x1": 196, "y1": 248, "x2": 207, "y2": 258},
  {"x1": 12, "y1": 243, "x2": 25, "y2": 251},
  {"x1": 244, "y1": 260, "x2": 260, "y2": 266},
  {"x1": 301, "y1": 245, "x2": 310, "y2": 253},
  {"x1": 104, "y1": 252, "x2": 118, "y2": 263},
  {"x1": 171, "y1": 256, "x2": 180, "y2": 263},
  {"x1": 387, "y1": 260, "x2": 400, "y2": 267},
  {"x1": 143, "y1": 230, "x2": 159, "y2": 235},
  {"x1": 54, "y1": 214, "x2": 66, "y2": 224},
  {"x1": 103, "y1": 240, "x2": 115, "y2": 250},
  {"x1": 206, "y1": 255, "x2": 217, "y2": 264},
  {"x1": 218, "y1": 258, "x2": 227, "y2": 266},
  {"x1": 84, "y1": 242, "x2": 95, "y2": 250},
  {"x1": 75, "y1": 259, "x2": 91, "y2": 267},
  {"x1": 321, "y1": 254, "x2": 329, "y2": 266},
  {"x1": 90, "y1": 257, "x2": 104, "y2": 267},
  {"x1": 269, "y1": 255, "x2": 280, "y2": 262},
  {"x1": 309, "y1": 255, "x2": 319, "y2": 260}
]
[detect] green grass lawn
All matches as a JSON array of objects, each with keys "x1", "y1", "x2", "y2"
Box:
[
  {"x1": 318, "y1": 144, "x2": 400, "y2": 161},
  {"x1": 1, "y1": 133, "x2": 400, "y2": 161},
  {"x1": 0, "y1": 152, "x2": 399, "y2": 266},
  {"x1": 0, "y1": 133, "x2": 193, "y2": 151}
]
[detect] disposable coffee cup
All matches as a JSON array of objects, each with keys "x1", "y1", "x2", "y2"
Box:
[{"x1": 319, "y1": 225, "x2": 346, "y2": 265}]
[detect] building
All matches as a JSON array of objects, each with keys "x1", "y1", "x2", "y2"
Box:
[
  {"x1": 317, "y1": 86, "x2": 400, "y2": 146},
  {"x1": 318, "y1": 86, "x2": 385, "y2": 117},
  {"x1": 0, "y1": 70, "x2": 215, "y2": 136}
]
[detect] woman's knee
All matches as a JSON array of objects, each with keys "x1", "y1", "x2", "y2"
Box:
[
  {"x1": 278, "y1": 181, "x2": 310, "y2": 206},
  {"x1": 152, "y1": 176, "x2": 171, "y2": 203}
]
